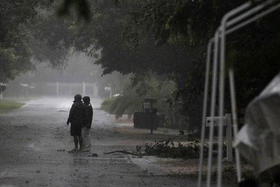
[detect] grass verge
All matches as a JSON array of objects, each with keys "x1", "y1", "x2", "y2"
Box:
[{"x1": 0, "y1": 100, "x2": 24, "y2": 113}]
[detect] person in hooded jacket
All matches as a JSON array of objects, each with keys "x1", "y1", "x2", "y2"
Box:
[
  {"x1": 80, "y1": 96, "x2": 93, "y2": 151},
  {"x1": 67, "y1": 94, "x2": 85, "y2": 152}
]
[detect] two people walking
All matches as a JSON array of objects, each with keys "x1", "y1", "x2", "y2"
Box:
[{"x1": 67, "y1": 94, "x2": 93, "y2": 153}]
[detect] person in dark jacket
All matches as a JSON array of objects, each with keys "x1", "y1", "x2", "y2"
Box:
[
  {"x1": 67, "y1": 94, "x2": 85, "y2": 152},
  {"x1": 81, "y1": 96, "x2": 93, "y2": 151}
]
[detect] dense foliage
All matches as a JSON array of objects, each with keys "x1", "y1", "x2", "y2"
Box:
[
  {"x1": 88, "y1": 0, "x2": 280, "y2": 128},
  {"x1": 0, "y1": 1, "x2": 37, "y2": 82},
  {"x1": 0, "y1": 1, "x2": 70, "y2": 81}
]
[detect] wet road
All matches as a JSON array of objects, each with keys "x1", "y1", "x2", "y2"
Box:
[{"x1": 0, "y1": 97, "x2": 197, "y2": 187}]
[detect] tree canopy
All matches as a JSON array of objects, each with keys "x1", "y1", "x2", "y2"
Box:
[{"x1": 1, "y1": 0, "x2": 280, "y2": 129}]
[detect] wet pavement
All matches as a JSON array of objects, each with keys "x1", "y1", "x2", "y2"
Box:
[
  {"x1": 0, "y1": 97, "x2": 200, "y2": 187},
  {"x1": 0, "y1": 97, "x2": 235, "y2": 187}
]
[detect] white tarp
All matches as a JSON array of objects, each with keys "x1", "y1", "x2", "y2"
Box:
[{"x1": 235, "y1": 73, "x2": 280, "y2": 174}]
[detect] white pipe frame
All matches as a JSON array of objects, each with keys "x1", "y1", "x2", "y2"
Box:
[
  {"x1": 197, "y1": 38, "x2": 213, "y2": 187},
  {"x1": 219, "y1": 1, "x2": 280, "y2": 185},
  {"x1": 206, "y1": 29, "x2": 220, "y2": 187},
  {"x1": 198, "y1": 0, "x2": 280, "y2": 187}
]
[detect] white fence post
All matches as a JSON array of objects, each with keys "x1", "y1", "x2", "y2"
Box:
[{"x1": 225, "y1": 113, "x2": 233, "y2": 161}]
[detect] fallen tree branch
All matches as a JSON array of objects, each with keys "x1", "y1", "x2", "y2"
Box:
[
  {"x1": 104, "y1": 150, "x2": 143, "y2": 157},
  {"x1": 104, "y1": 139, "x2": 226, "y2": 160}
]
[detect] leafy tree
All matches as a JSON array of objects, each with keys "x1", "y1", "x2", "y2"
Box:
[
  {"x1": 0, "y1": 1, "x2": 36, "y2": 82},
  {"x1": 0, "y1": 0, "x2": 59, "y2": 82},
  {"x1": 102, "y1": 72, "x2": 178, "y2": 127},
  {"x1": 3, "y1": 0, "x2": 278, "y2": 131}
]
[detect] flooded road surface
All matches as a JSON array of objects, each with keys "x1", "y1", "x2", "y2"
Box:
[{"x1": 0, "y1": 97, "x2": 198, "y2": 187}]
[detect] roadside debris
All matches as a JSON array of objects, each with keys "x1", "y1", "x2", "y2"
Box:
[
  {"x1": 103, "y1": 139, "x2": 226, "y2": 159},
  {"x1": 143, "y1": 139, "x2": 205, "y2": 159}
]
